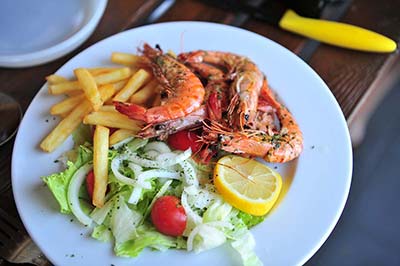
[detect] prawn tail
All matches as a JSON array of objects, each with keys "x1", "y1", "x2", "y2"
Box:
[{"x1": 114, "y1": 101, "x2": 147, "y2": 122}]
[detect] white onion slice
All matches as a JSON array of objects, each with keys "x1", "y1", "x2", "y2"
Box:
[
  {"x1": 181, "y1": 190, "x2": 202, "y2": 225},
  {"x1": 111, "y1": 156, "x2": 135, "y2": 186},
  {"x1": 110, "y1": 136, "x2": 134, "y2": 149},
  {"x1": 128, "y1": 163, "x2": 142, "y2": 177},
  {"x1": 144, "y1": 141, "x2": 171, "y2": 153},
  {"x1": 128, "y1": 186, "x2": 143, "y2": 204},
  {"x1": 187, "y1": 224, "x2": 203, "y2": 251},
  {"x1": 138, "y1": 170, "x2": 180, "y2": 188},
  {"x1": 143, "y1": 150, "x2": 160, "y2": 160},
  {"x1": 179, "y1": 160, "x2": 198, "y2": 187},
  {"x1": 67, "y1": 163, "x2": 93, "y2": 226},
  {"x1": 127, "y1": 153, "x2": 164, "y2": 168},
  {"x1": 155, "y1": 149, "x2": 192, "y2": 167},
  {"x1": 128, "y1": 148, "x2": 191, "y2": 168}
]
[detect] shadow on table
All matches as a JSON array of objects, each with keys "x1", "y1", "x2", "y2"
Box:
[{"x1": 305, "y1": 81, "x2": 400, "y2": 265}]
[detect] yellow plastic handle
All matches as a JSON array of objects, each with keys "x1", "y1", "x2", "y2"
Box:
[{"x1": 279, "y1": 9, "x2": 397, "y2": 53}]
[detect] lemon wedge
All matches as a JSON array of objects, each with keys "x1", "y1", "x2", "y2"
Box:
[{"x1": 214, "y1": 155, "x2": 282, "y2": 216}]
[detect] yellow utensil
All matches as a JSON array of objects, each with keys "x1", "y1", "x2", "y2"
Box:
[{"x1": 279, "y1": 9, "x2": 396, "y2": 53}]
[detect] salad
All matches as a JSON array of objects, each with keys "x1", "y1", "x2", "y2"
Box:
[
  {"x1": 43, "y1": 130, "x2": 264, "y2": 266},
  {"x1": 40, "y1": 43, "x2": 303, "y2": 265}
]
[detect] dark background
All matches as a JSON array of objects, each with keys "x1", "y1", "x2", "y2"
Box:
[{"x1": 306, "y1": 80, "x2": 400, "y2": 266}]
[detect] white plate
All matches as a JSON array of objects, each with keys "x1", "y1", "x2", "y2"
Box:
[
  {"x1": 12, "y1": 22, "x2": 352, "y2": 266},
  {"x1": 0, "y1": 0, "x2": 107, "y2": 68}
]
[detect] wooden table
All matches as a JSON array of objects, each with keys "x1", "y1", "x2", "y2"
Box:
[{"x1": 0, "y1": 0, "x2": 399, "y2": 264}]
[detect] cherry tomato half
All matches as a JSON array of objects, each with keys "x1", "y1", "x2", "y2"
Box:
[
  {"x1": 151, "y1": 195, "x2": 187, "y2": 237},
  {"x1": 167, "y1": 130, "x2": 201, "y2": 153},
  {"x1": 86, "y1": 170, "x2": 95, "y2": 200}
]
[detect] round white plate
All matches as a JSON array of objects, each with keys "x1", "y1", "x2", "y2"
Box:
[
  {"x1": 0, "y1": 0, "x2": 107, "y2": 68},
  {"x1": 12, "y1": 22, "x2": 352, "y2": 266}
]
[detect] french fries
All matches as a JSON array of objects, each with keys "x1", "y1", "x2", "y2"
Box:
[
  {"x1": 113, "y1": 69, "x2": 152, "y2": 102},
  {"x1": 109, "y1": 129, "x2": 136, "y2": 146},
  {"x1": 42, "y1": 48, "x2": 167, "y2": 185},
  {"x1": 46, "y1": 74, "x2": 68, "y2": 84},
  {"x1": 93, "y1": 125, "x2": 109, "y2": 207},
  {"x1": 83, "y1": 111, "x2": 142, "y2": 132},
  {"x1": 94, "y1": 67, "x2": 132, "y2": 86},
  {"x1": 74, "y1": 68, "x2": 102, "y2": 111},
  {"x1": 50, "y1": 93, "x2": 85, "y2": 116},
  {"x1": 111, "y1": 52, "x2": 144, "y2": 66},
  {"x1": 130, "y1": 79, "x2": 158, "y2": 105},
  {"x1": 87, "y1": 67, "x2": 119, "y2": 76},
  {"x1": 48, "y1": 67, "x2": 132, "y2": 95},
  {"x1": 98, "y1": 105, "x2": 117, "y2": 112},
  {"x1": 40, "y1": 84, "x2": 115, "y2": 152},
  {"x1": 48, "y1": 81, "x2": 80, "y2": 95}
]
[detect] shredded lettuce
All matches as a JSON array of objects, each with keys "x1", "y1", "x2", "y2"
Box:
[
  {"x1": 43, "y1": 137, "x2": 264, "y2": 265},
  {"x1": 114, "y1": 225, "x2": 183, "y2": 257},
  {"x1": 231, "y1": 232, "x2": 263, "y2": 266},
  {"x1": 188, "y1": 223, "x2": 226, "y2": 253},
  {"x1": 111, "y1": 195, "x2": 142, "y2": 243},
  {"x1": 203, "y1": 199, "x2": 232, "y2": 223},
  {"x1": 237, "y1": 211, "x2": 265, "y2": 228},
  {"x1": 92, "y1": 224, "x2": 112, "y2": 242}
]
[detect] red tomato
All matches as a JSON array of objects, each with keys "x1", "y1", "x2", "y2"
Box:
[
  {"x1": 86, "y1": 170, "x2": 95, "y2": 200},
  {"x1": 168, "y1": 130, "x2": 201, "y2": 153},
  {"x1": 151, "y1": 196, "x2": 187, "y2": 236}
]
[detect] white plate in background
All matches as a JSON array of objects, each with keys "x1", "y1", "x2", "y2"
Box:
[{"x1": 0, "y1": 0, "x2": 107, "y2": 68}]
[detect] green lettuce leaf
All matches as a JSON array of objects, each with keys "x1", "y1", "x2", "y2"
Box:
[
  {"x1": 114, "y1": 225, "x2": 181, "y2": 257},
  {"x1": 231, "y1": 232, "x2": 262, "y2": 266},
  {"x1": 92, "y1": 224, "x2": 112, "y2": 242},
  {"x1": 237, "y1": 211, "x2": 265, "y2": 228},
  {"x1": 42, "y1": 145, "x2": 93, "y2": 214}
]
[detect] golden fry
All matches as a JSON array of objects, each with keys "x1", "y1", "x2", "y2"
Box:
[
  {"x1": 113, "y1": 69, "x2": 152, "y2": 102},
  {"x1": 87, "y1": 67, "x2": 119, "y2": 76},
  {"x1": 109, "y1": 129, "x2": 136, "y2": 146},
  {"x1": 95, "y1": 67, "x2": 132, "y2": 85},
  {"x1": 64, "y1": 90, "x2": 83, "y2": 97},
  {"x1": 74, "y1": 68, "x2": 102, "y2": 111},
  {"x1": 50, "y1": 94, "x2": 85, "y2": 116},
  {"x1": 98, "y1": 105, "x2": 117, "y2": 113},
  {"x1": 48, "y1": 68, "x2": 132, "y2": 95},
  {"x1": 40, "y1": 85, "x2": 115, "y2": 152},
  {"x1": 48, "y1": 81, "x2": 80, "y2": 95},
  {"x1": 112, "y1": 79, "x2": 129, "y2": 92},
  {"x1": 111, "y1": 52, "x2": 144, "y2": 66},
  {"x1": 46, "y1": 75, "x2": 69, "y2": 84},
  {"x1": 83, "y1": 111, "x2": 142, "y2": 131},
  {"x1": 130, "y1": 79, "x2": 158, "y2": 105},
  {"x1": 93, "y1": 125, "x2": 110, "y2": 207}
]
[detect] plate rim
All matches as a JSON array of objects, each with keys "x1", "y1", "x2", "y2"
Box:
[
  {"x1": 0, "y1": 0, "x2": 108, "y2": 68},
  {"x1": 11, "y1": 21, "x2": 353, "y2": 266}
]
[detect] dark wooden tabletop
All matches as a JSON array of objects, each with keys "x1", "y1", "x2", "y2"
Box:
[{"x1": 0, "y1": 0, "x2": 399, "y2": 264}]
